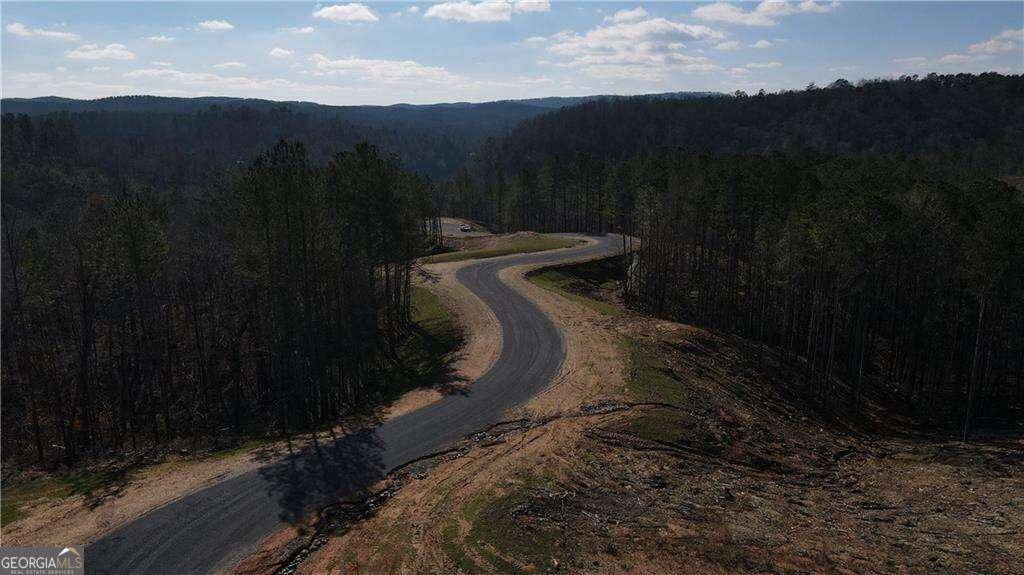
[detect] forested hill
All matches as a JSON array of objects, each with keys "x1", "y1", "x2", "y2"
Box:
[
  {"x1": 2, "y1": 91, "x2": 718, "y2": 117},
  {"x1": 0, "y1": 91, "x2": 718, "y2": 146},
  {"x1": 0, "y1": 91, "x2": 716, "y2": 180},
  {"x1": 474, "y1": 73, "x2": 1024, "y2": 175}
]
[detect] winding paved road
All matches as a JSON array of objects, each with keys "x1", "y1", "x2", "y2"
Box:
[{"x1": 86, "y1": 234, "x2": 621, "y2": 574}]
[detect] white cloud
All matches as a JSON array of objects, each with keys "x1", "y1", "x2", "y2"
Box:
[
  {"x1": 308, "y1": 53, "x2": 457, "y2": 83},
  {"x1": 11, "y1": 72, "x2": 56, "y2": 83},
  {"x1": 144, "y1": 35, "x2": 175, "y2": 43},
  {"x1": 828, "y1": 64, "x2": 859, "y2": 72},
  {"x1": 281, "y1": 26, "x2": 315, "y2": 35},
  {"x1": 936, "y1": 53, "x2": 988, "y2": 65},
  {"x1": 893, "y1": 28, "x2": 1020, "y2": 70},
  {"x1": 408, "y1": 5, "x2": 420, "y2": 12},
  {"x1": 968, "y1": 28, "x2": 1023, "y2": 54},
  {"x1": 213, "y1": 61, "x2": 247, "y2": 69},
  {"x1": 893, "y1": 56, "x2": 928, "y2": 67},
  {"x1": 894, "y1": 52, "x2": 991, "y2": 68},
  {"x1": 422, "y1": 0, "x2": 548, "y2": 22},
  {"x1": 5, "y1": 76, "x2": 135, "y2": 98},
  {"x1": 269, "y1": 47, "x2": 295, "y2": 59},
  {"x1": 998, "y1": 28, "x2": 1024, "y2": 41},
  {"x1": 197, "y1": 20, "x2": 235, "y2": 31},
  {"x1": 714, "y1": 40, "x2": 741, "y2": 51},
  {"x1": 693, "y1": 1, "x2": 838, "y2": 27},
  {"x1": 5, "y1": 22, "x2": 79, "y2": 41},
  {"x1": 151, "y1": 60, "x2": 173, "y2": 67},
  {"x1": 751, "y1": 39, "x2": 773, "y2": 48},
  {"x1": 513, "y1": 0, "x2": 550, "y2": 14},
  {"x1": 313, "y1": 4, "x2": 380, "y2": 22},
  {"x1": 524, "y1": 36, "x2": 547, "y2": 43},
  {"x1": 547, "y1": 16, "x2": 724, "y2": 79},
  {"x1": 88, "y1": 66, "x2": 111, "y2": 72},
  {"x1": 969, "y1": 39, "x2": 1018, "y2": 55},
  {"x1": 424, "y1": 1, "x2": 512, "y2": 22},
  {"x1": 745, "y1": 60, "x2": 782, "y2": 68},
  {"x1": 123, "y1": 67, "x2": 317, "y2": 94},
  {"x1": 66, "y1": 43, "x2": 136, "y2": 61},
  {"x1": 604, "y1": 7, "x2": 648, "y2": 24}
]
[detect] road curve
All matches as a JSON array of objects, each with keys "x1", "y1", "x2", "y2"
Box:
[{"x1": 86, "y1": 234, "x2": 622, "y2": 574}]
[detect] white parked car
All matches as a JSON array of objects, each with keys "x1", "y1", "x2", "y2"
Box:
[{"x1": 459, "y1": 224, "x2": 472, "y2": 232}]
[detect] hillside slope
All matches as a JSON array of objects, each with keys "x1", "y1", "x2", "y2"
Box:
[
  {"x1": 246, "y1": 256, "x2": 1023, "y2": 575},
  {"x1": 474, "y1": 73, "x2": 1024, "y2": 174}
]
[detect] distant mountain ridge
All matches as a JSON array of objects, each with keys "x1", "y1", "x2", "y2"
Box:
[{"x1": 1, "y1": 91, "x2": 720, "y2": 120}]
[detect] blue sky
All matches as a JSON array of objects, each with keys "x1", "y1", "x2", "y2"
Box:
[{"x1": 2, "y1": 1, "x2": 1022, "y2": 104}]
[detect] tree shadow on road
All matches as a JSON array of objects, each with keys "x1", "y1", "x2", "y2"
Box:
[{"x1": 255, "y1": 428, "x2": 387, "y2": 525}]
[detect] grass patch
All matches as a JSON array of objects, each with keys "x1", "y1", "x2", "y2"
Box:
[
  {"x1": 381, "y1": 286, "x2": 465, "y2": 400},
  {"x1": 617, "y1": 337, "x2": 693, "y2": 446},
  {"x1": 423, "y1": 236, "x2": 577, "y2": 264},
  {"x1": 527, "y1": 255, "x2": 624, "y2": 316},
  {"x1": 1, "y1": 465, "x2": 142, "y2": 527},
  {"x1": 622, "y1": 337, "x2": 685, "y2": 405},
  {"x1": 441, "y1": 474, "x2": 563, "y2": 574}
]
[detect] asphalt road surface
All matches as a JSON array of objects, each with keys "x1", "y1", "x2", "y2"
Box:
[{"x1": 86, "y1": 234, "x2": 621, "y2": 574}]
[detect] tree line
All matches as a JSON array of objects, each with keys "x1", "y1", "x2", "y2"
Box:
[{"x1": 2, "y1": 140, "x2": 440, "y2": 464}]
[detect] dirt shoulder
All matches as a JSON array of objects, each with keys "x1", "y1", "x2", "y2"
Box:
[{"x1": 284, "y1": 255, "x2": 1024, "y2": 575}]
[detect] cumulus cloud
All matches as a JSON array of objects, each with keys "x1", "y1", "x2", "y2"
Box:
[
  {"x1": 425, "y1": 1, "x2": 512, "y2": 22},
  {"x1": 143, "y1": 35, "x2": 175, "y2": 43},
  {"x1": 308, "y1": 53, "x2": 458, "y2": 83},
  {"x1": 549, "y1": 18, "x2": 724, "y2": 57},
  {"x1": 281, "y1": 26, "x2": 315, "y2": 34},
  {"x1": 213, "y1": 61, "x2": 247, "y2": 69},
  {"x1": 893, "y1": 56, "x2": 928, "y2": 67},
  {"x1": 693, "y1": 1, "x2": 838, "y2": 27},
  {"x1": 751, "y1": 39, "x2": 773, "y2": 48},
  {"x1": 88, "y1": 66, "x2": 111, "y2": 72},
  {"x1": 313, "y1": 4, "x2": 380, "y2": 22},
  {"x1": 11, "y1": 72, "x2": 56, "y2": 83},
  {"x1": 745, "y1": 60, "x2": 782, "y2": 68},
  {"x1": 513, "y1": 0, "x2": 551, "y2": 14},
  {"x1": 714, "y1": 41, "x2": 741, "y2": 51},
  {"x1": 424, "y1": 0, "x2": 549, "y2": 23},
  {"x1": 893, "y1": 28, "x2": 1019, "y2": 70},
  {"x1": 269, "y1": 47, "x2": 294, "y2": 59},
  {"x1": 151, "y1": 60, "x2": 173, "y2": 67},
  {"x1": 5, "y1": 75, "x2": 135, "y2": 98},
  {"x1": 66, "y1": 43, "x2": 136, "y2": 60},
  {"x1": 5, "y1": 22, "x2": 79, "y2": 41},
  {"x1": 524, "y1": 36, "x2": 547, "y2": 43},
  {"x1": 546, "y1": 16, "x2": 724, "y2": 79},
  {"x1": 968, "y1": 28, "x2": 1023, "y2": 54},
  {"x1": 197, "y1": 20, "x2": 235, "y2": 31},
  {"x1": 604, "y1": 7, "x2": 648, "y2": 24},
  {"x1": 123, "y1": 67, "x2": 314, "y2": 93}
]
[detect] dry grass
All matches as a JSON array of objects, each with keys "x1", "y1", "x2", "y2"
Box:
[{"x1": 423, "y1": 232, "x2": 579, "y2": 264}]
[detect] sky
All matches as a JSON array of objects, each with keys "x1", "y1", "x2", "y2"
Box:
[{"x1": 2, "y1": 1, "x2": 1022, "y2": 105}]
